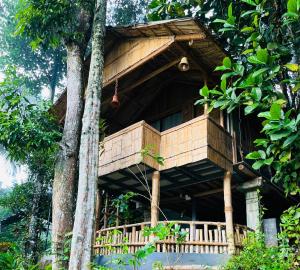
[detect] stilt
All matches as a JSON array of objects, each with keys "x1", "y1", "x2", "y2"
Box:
[
  {"x1": 95, "y1": 186, "x2": 102, "y2": 231},
  {"x1": 151, "y1": 171, "x2": 160, "y2": 227},
  {"x1": 223, "y1": 171, "x2": 235, "y2": 254},
  {"x1": 239, "y1": 177, "x2": 263, "y2": 231}
]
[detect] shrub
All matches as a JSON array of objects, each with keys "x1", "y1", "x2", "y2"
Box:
[{"x1": 224, "y1": 233, "x2": 294, "y2": 270}]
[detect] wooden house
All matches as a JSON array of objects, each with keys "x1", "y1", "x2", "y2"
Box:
[{"x1": 53, "y1": 18, "x2": 296, "y2": 268}]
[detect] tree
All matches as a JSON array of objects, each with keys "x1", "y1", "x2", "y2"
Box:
[
  {"x1": 148, "y1": 0, "x2": 300, "y2": 195},
  {"x1": 0, "y1": 67, "x2": 61, "y2": 261},
  {"x1": 0, "y1": 0, "x2": 65, "y2": 102},
  {"x1": 15, "y1": 1, "x2": 95, "y2": 268},
  {"x1": 68, "y1": 0, "x2": 107, "y2": 268},
  {"x1": 107, "y1": 0, "x2": 148, "y2": 25}
]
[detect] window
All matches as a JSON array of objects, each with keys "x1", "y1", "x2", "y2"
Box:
[{"x1": 151, "y1": 112, "x2": 183, "y2": 132}]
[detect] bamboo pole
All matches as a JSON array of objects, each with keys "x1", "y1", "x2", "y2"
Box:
[
  {"x1": 151, "y1": 171, "x2": 160, "y2": 227},
  {"x1": 223, "y1": 171, "x2": 235, "y2": 254}
]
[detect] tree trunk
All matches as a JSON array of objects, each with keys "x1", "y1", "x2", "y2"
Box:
[
  {"x1": 26, "y1": 175, "x2": 43, "y2": 263},
  {"x1": 68, "y1": 1, "x2": 107, "y2": 268},
  {"x1": 52, "y1": 43, "x2": 84, "y2": 270}
]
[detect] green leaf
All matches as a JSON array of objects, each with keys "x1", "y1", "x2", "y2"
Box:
[
  {"x1": 254, "y1": 138, "x2": 269, "y2": 147},
  {"x1": 252, "y1": 160, "x2": 264, "y2": 170},
  {"x1": 245, "y1": 103, "x2": 258, "y2": 115},
  {"x1": 221, "y1": 78, "x2": 227, "y2": 91},
  {"x1": 280, "y1": 150, "x2": 291, "y2": 162},
  {"x1": 256, "y1": 48, "x2": 269, "y2": 64},
  {"x1": 270, "y1": 130, "x2": 292, "y2": 141},
  {"x1": 284, "y1": 63, "x2": 299, "y2": 71},
  {"x1": 213, "y1": 18, "x2": 227, "y2": 24},
  {"x1": 242, "y1": 49, "x2": 254, "y2": 55},
  {"x1": 241, "y1": 26, "x2": 255, "y2": 32},
  {"x1": 264, "y1": 157, "x2": 274, "y2": 165},
  {"x1": 251, "y1": 87, "x2": 262, "y2": 101},
  {"x1": 252, "y1": 68, "x2": 269, "y2": 77},
  {"x1": 247, "y1": 56, "x2": 265, "y2": 65},
  {"x1": 287, "y1": 0, "x2": 298, "y2": 13},
  {"x1": 228, "y1": 3, "x2": 233, "y2": 18},
  {"x1": 241, "y1": 10, "x2": 259, "y2": 18},
  {"x1": 241, "y1": 0, "x2": 258, "y2": 6},
  {"x1": 200, "y1": 85, "x2": 209, "y2": 97},
  {"x1": 246, "y1": 151, "x2": 261, "y2": 159},
  {"x1": 270, "y1": 103, "x2": 281, "y2": 120},
  {"x1": 223, "y1": 57, "x2": 232, "y2": 68},
  {"x1": 282, "y1": 133, "x2": 298, "y2": 148}
]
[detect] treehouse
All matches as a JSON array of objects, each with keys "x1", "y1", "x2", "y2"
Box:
[{"x1": 53, "y1": 18, "x2": 297, "y2": 269}]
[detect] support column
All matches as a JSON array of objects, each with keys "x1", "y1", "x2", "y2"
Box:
[
  {"x1": 239, "y1": 178, "x2": 263, "y2": 231},
  {"x1": 151, "y1": 171, "x2": 160, "y2": 227},
  {"x1": 95, "y1": 186, "x2": 102, "y2": 231},
  {"x1": 192, "y1": 198, "x2": 197, "y2": 221},
  {"x1": 223, "y1": 171, "x2": 235, "y2": 254}
]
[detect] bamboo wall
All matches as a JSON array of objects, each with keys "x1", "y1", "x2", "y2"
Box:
[{"x1": 99, "y1": 115, "x2": 233, "y2": 177}]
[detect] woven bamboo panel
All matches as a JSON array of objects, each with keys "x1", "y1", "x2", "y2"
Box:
[
  {"x1": 103, "y1": 36, "x2": 174, "y2": 86},
  {"x1": 99, "y1": 115, "x2": 233, "y2": 177}
]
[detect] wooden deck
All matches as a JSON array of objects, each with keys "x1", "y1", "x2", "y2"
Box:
[
  {"x1": 94, "y1": 221, "x2": 250, "y2": 255},
  {"x1": 99, "y1": 115, "x2": 233, "y2": 177}
]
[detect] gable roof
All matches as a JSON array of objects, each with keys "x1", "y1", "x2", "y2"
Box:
[{"x1": 53, "y1": 18, "x2": 226, "y2": 123}]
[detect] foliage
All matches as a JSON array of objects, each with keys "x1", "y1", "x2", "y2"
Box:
[
  {"x1": 195, "y1": 0, "x2": 300, "y2": 195},
  {"x1": 0, "y1": 66, "x2": 61, "y2": 164},
  {"x1": 0, "y1": 245, "x2": 40, "y2": 270},
  {"x1": 15, "y1": 0, "x2": 94, "y2": 48},
  {"x1": 107, "y1": 0, "x2": 148, "y2": 26},
  {"x1": 111, "y1": 192, "x2": 137, "y2": 224},
  {"x1": 280, "y1": 205, "x2": 300, "y2": 247},
  {"x1": 0, "y1": 0, "x2": 65, "y2": 100},
  {"x1": 0, "y1": 67, "x2": 61, "y2": 257},
  {"x1": 141, "y1": 145, "x2": 165, "y2": 165},
  {"x1": 224, "y1": 232, "x2": 294, "y2": 270}
]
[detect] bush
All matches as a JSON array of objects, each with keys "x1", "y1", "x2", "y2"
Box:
[
  {"x1": 224, "y1": 233, "x2": 294, "y2": 270},
  {"x1": 0, "y1": 246, "x2": 39, "y2": 270}
]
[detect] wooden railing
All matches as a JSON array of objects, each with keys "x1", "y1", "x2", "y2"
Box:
[{"x1": 94, "y1": 221, "x2": 251, "y2": 255}]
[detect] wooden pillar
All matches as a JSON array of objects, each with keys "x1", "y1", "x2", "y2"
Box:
[
  {"x1": 95, "y1": 186, "x2": 102, "y2": 231},
  {"x1": 103, "y1": 193, "x2": 109, "y2": 229},
  {"x1": 151, "y1": 171, "x2": 160, "y2": 227},
  {"x1": 223, "y1": 171, "x2": 235, "y2": 254},
  {"x1": 192, "y1": 198, "x2": 197, "y2": 221}
]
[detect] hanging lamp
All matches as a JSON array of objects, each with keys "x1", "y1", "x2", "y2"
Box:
[
  {"x1": 111, "y1": 78, "x2": 120, "y2": 108},
  {"x1": 178, "y1": 56, "x2": 190, "y2": 72}
]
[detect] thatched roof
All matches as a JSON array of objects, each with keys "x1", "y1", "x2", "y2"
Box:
[{"x1": 53, "y1": 18, "x2": 226, "y2": 123}]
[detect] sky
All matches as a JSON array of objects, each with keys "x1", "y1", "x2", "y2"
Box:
[{"x1": 0, "y1": 155, "x2": 28, "y2": 188}]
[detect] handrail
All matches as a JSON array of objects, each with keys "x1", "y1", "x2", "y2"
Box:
[{"x1": 94, "y1": 220, "x2": 251, "y2": 256}]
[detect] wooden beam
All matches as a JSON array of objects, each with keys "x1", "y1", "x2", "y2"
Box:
[
  {"x1": 151, "y1": 171, "x2": 160, "y2": 227},
  {"x1": 175, "y1": 33, "x2": 206, "y2": 42},
  {"x1": 223, "y1": 171, "x2": 235, "y2": 254},
  {"x1": 164, "y1": 169, "x2": 224, "y2": 191},
  {"x1": 102, "y1": 59, "x2": 180, "y2": 107}
]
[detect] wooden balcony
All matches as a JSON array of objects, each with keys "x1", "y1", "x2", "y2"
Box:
[
  {"x1": 99, "y1": 115, "x2": 232, "y2": 178},
  {"x1": 94, "y1": 221, "x2": 251, "y2": 256}
]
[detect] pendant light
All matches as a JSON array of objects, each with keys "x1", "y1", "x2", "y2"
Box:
[{"x1": 111, "y1": 78, "x2": 120, "y2": 108}]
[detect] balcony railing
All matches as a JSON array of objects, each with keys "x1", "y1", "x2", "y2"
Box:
[{"x1": 94, "y1": 221, "x2": 251, "y2": 256}]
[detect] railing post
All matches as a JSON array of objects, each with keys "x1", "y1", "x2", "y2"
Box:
[
  {"x1": 151, "y1": 171, "x2": 160, "y2": 227},
  {"x1": 223, "y1": 171, "x2": 235, "y2": 254}
]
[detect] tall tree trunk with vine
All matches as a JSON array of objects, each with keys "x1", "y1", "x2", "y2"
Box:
[
  {"x1": 68, "y1": 1, "x2": 107, "y2": 268},
  {"x1": 51, "y1": 43, "x2": 85, "y2": 270}
]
